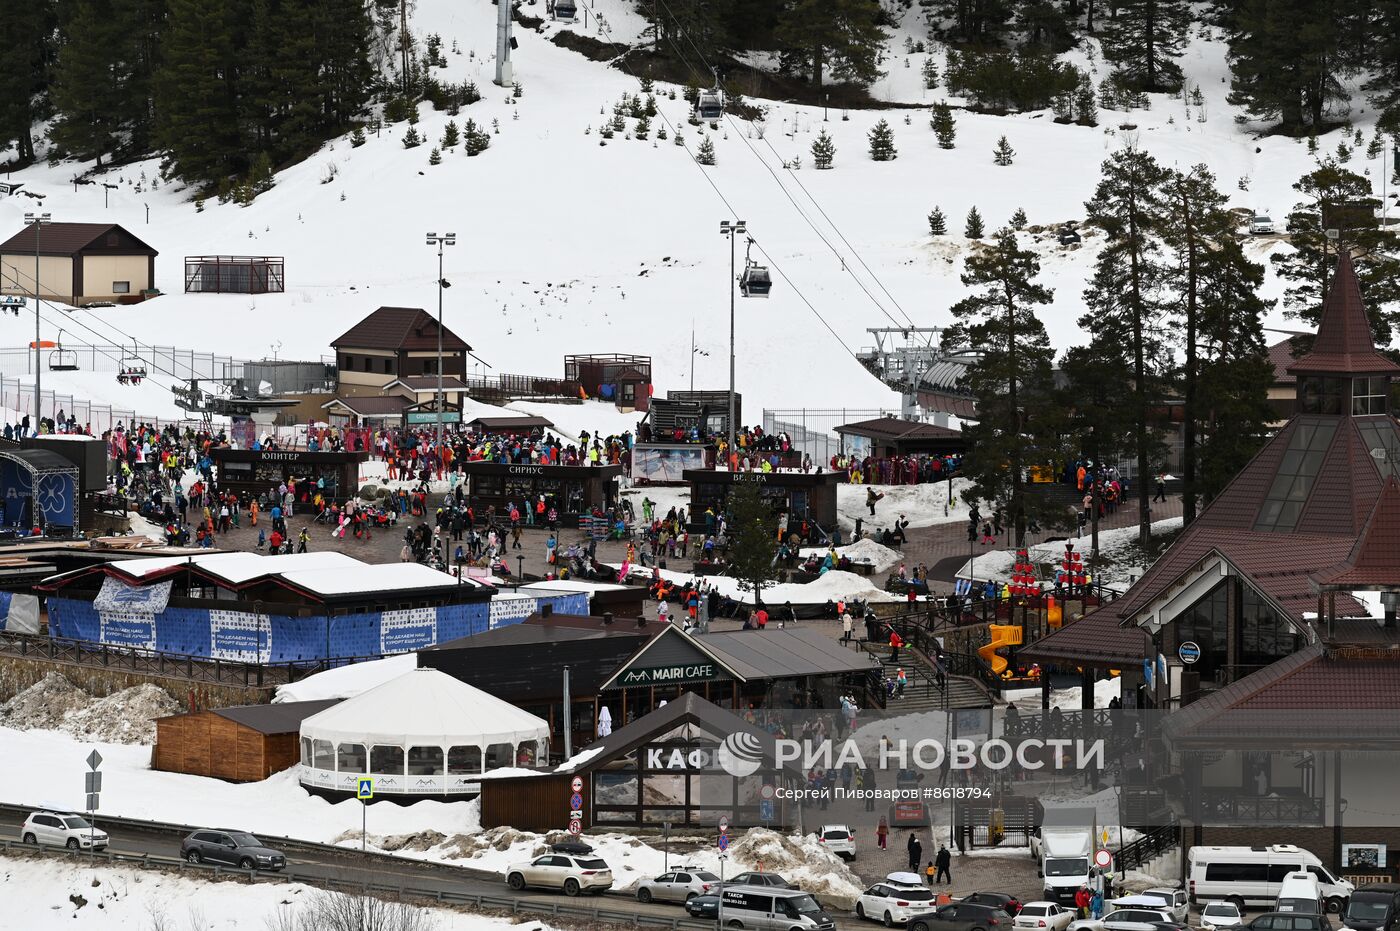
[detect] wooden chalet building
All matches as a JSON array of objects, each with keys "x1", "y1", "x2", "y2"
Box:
[
  {"x1": 0, "y1": 221, "x2": 158, "y2": 304},
  {"x1": 329, "y1": 306, "x2": 469, "y2": 400}
]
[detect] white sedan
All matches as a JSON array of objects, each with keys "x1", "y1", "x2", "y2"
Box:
[
  {"x1": 1200, "y1": 902, "x2": 1245, "y2": 931},
  {"x1": 856, "y1": 881, "x2": 940, "y2": 927},
  {"x1": 1017, "y1": 902, "x2": 1075, "y2": 931}
]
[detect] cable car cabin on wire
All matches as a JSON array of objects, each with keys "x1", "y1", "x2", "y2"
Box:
[
  {"x1": 550, "y1": 0, "x2": 576, "y2": 21},
  {"x1": 739, "y1": 240, "x2": 771, "y2": 298},
  {"x1": 696, "y1": 88, "x2": 724, "y2": 123}
]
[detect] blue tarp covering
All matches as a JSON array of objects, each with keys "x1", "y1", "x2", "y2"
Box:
[{"x1": 47, "y1": 591, "x2": 590, "y2": 663}]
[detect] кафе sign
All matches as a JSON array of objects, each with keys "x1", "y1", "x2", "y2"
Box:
[{"x1": 618, "y1": 663, "x2": 720, "y2": 686}]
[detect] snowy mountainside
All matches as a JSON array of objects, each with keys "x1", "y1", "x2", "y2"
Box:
[{"x1": 0, "y1": 0, "x2": 1383, "y2": 415}]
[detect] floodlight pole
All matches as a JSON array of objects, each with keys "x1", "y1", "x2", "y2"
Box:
[
  {"x1": 719, "y1": 220, "x2": 746, "y2": 460},
  {"x1": 426, "y1": 233, "x2": 456, "y2": 479},
  {"x1": 24, "y1": 212, "x2": 49, "y2": 432}
]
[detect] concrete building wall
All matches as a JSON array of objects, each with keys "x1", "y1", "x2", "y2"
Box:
[
  {"x1": 0, "y1": 254, "x2": 74, "y2": 301},
  {"x1": 80, "y1": 254, "x2": 150, "y2": 301}
]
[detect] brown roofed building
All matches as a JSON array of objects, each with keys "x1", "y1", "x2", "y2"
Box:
[
  {"x1": 835, "y1": 415, "x2": 965, "y2": 457},
  {"x1": 0, "y1": 221, "x2": 157, "y2": 304},
  {"x1": 153, "y1": 699, "x2": 341, "y2": 782},
  {"x1": 330, "y1": 307, "x2": 471, "y2": 401}
]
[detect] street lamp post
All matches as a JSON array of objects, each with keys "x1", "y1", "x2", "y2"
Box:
[
  {"x1": 425, "y1": 232, "x2": 456, "y2": 479},
  {"x1": 24, "y1": 212, "x2": 49, "y2": 432},
  {"x1": 719, "y1": 220, "x2": 746, "y2": 462}
]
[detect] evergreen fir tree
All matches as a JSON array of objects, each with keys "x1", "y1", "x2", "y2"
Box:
[
  {"x1": 1053, "y1": 89, "x2": 1074, "y2": 123},
  {"x1": 48, "y1": 0, "x2": 127, "y2": 164},
  {"x1": 611, "y1": 111, "x2": 626, "y2": 134},
  {"x1": 402, "y1": 125, "x2": 423, "y2": 148},
  {"x1": 155, "y1": 0, "x2": 245, "y2": 186},
  {"x1": 1274, "y1": 158, "x2": 1400, "y2": 342},
  {"x1": 725, "y1": 479, "x2": 778, "y2": 605},
  {"x1": 965, "y1": 206, "x2": 985, "y2": 238},
  {"x1": 1099, "y1": 0, "x2": 1189, "y2": 93},
  {"x1": 1228, "y1": 0, "x2": 1345, "y2": 134},
  {"x1": 931, "y1": 102, "x2": 956, "y2": 149},
  {"x1": 461, "y1": 81, "x2": 481, "y2": 105},
  {"x1": 0, "y1": 0, "x2": 56, "y2": 164},
  {"x1": 1307, "y1": 134, "x2": 1318, "y2": 154},
  {"x1": 944, "y1": 228, "x2": 1063, "y2": 545},
  {"x1": 922, "y1": 57, "x2": 939, "y2": 90},
  {"x1": 351, "y1": 126, "x2": 366, "y2": 147},
  {"x1": 441, "y1": 120, "x2": 460, "y2": 148},
  {"x1": 1367, "y1": 134, "x2": 1384, "y2": 160},
  {"x1": 1010, "y1": 207, "x2": 1028, "y2": 229},
  {"x1": 928, "y1": 206, "x2": 947, "y2": 235},
  {"x1": 465, "y1": 121, "x2": 490, "y2": 155},
  {"x1": 1337, "y1": 141, "x2": 1352, "y2": 163},
  {"x1": 867, "y1": 118, "x2": 897, "y2": 161},
  {"x1": 775, "y1": 0, "x2": 888, "y2": 88},
  {"x1": 1074, "y1": 77, "x2": 1098, "y2": 126},
  {"x1": 1079, "y1": 146, "x2": 1173, "y2": 544},
  {"x1": 428, "y1": 145, "x2": 441, "y2": 165},
  {"x1": 811, "y1": 128, "x2": 836, "y2": 169},
  {"x1": 657, "y1": 124, "x2": 668, "y2": 140},
  {"x1": 635, "y1": 114, "x2": 650, "y2": 139},
  {"x1": 993, "y1": 135, "x2": 1015, "y2": 166},
  {"x1": 696, "y1": 135, "x2": 716, "y2": 165}
]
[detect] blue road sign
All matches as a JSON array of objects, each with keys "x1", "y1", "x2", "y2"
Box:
[
  {"x1": 1178, "y1": 641, "x2": 1202, "y2": 664},
  {"x1": 759, "y1": 799, "x2": 774, "y2": 822},
  {"x1": 717, "y1": 832, "x2": 729, "y2": 852},
  {"x1": 357, "y1": 778, "x2": 374, "y2": 800},
  {"x1": 570, "y1": 792, "x2": 583, "y2": 810}
]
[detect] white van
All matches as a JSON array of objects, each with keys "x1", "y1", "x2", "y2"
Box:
[
  {"x1": 719, "y1": 887, "x2": 836, "y2": 931},
  {"x1": 1188, "y1": 845, "x2": 1353, "y2": 913},
  {"x1": 1276, "y1": 872, "x2": 1325, "y2": 915}
]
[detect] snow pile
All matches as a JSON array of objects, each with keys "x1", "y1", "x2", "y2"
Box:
[
  {"x1": 62, "y1": 685, "x2": 180, "y2": 744},
  {"x1": 0, "y1": 853, "x2": 555, "y2": 931},
  {"x1": 959, "y1": 517, "x2": 1184, "y2": 588},
  {"x1": 836, "y1": 481, "x2": 974, "y2": 532},
  {"x1": 730, "y1": 828, "x2": 865, "y2": 905},
  {"x1": 799, "y1": 537, "x2": 903, "y2": 573},
  {"x1": 0, "y1": 674, "x2": 178, "y2": 745},
  {"x1": 618, "y1": 563, "x2": 904, "y2": 604},
  {"x1": 274, "y1": 652, "x2": 417, "y2": 703}
]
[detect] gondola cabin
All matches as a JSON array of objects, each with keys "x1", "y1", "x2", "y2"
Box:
[
  {"x1": 552, "y1": 0, "x2": 576, "y2": 20},
  {"x1": 696, "y1": 89, "x2": 724, "y2": 121},
  {"x1": 739, "y1": 264, "x2": 771, "y2": 298}
]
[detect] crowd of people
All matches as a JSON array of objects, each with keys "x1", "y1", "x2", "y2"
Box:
[{"x1": 835, "y1": 451, "x2": 962, "y2": 485}]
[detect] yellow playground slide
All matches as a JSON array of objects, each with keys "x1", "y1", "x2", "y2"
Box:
[{"x1": 978, "y1": 624, "x2": 1025, "y2": 676}]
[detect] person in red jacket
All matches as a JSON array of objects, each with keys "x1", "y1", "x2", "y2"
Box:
[
  {"x1": 1074, "y1": 886, "x2": 1091, "y2": 919},
  {"x1": 889, "y1": 629, "x2": 904, "y2": 663}
]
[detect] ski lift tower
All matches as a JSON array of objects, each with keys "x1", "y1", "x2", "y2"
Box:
[
  {"x1": 855, "y1": 328, "x2": 980, "y2": 426},
  {"x1": 495, "y1": 0, "x2": 514, "y2": 86}
]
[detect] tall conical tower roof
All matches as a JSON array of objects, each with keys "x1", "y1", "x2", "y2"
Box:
[{"x1": 1288, "y1": 251, "x2": 1400, "y2": 377}]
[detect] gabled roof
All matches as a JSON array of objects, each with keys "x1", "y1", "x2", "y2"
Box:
[
  {"x1": 1312, "y1": 477, "x2": 1400, "y2": 588},
  {"x1": 1267, "y1": 334, "x2": 1308, "y2": 385},
  {"x1": 0, "y1": 222, "x2": 158, "y2": 257},
  {"x1": 331, "y1": 307, "x2": 470, "y2": 352},
  {"x1": 464, "y1": 415, "x2": 555, "y2": 431},
  {"x1": 385, "y1": 376, "x2": 469, "y2": 393},
  {"x1": 1287, "y1": 252, "x2": 1400, "y2": 376},
  {"x1": 319, "y1": 396, "x2": 407, "y2": 416},
  {"x1": 835, "y1": 416, "x2": 961, "y2": 441}
]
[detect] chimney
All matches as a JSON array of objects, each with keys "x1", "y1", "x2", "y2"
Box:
[
  {"x1": 602, "y1": 612, "x2": 613, "y2": 625},
  {"x1": 1381, "y1": 592, "x2": 1399, "y2": 629}
]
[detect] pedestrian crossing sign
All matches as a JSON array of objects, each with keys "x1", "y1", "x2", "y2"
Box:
[{"x1": 358, "y1": 778, "x2": 374, "y2": 800}]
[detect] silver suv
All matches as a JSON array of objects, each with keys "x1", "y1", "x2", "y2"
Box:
[
  {"x1": 506, "y1": 853, "x2": 614, "y2": 896},
  {"x1": 21, "y1": 810, "x2": 108, "y2": 851}
]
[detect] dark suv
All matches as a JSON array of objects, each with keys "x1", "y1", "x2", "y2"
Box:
[
  {"x1": 1247, "y1": 914, "x2": 1330, "y2": 931},
  {"x1": 180, "y1": 829, "x2": 286, "y2": 871},
  {"x1": 725, "y1": 871, "x2": 795, "y2": 889},
  {"x1": 964, "y1": 893, "x2": 1024, "y2": 915},
  {"x1": 913, "y1": 903, "x2": 1014, "y2": 931}
]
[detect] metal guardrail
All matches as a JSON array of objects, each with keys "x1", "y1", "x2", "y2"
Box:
[{"x1": 0, "y1": 838, "x2": 715, "y2": 930}]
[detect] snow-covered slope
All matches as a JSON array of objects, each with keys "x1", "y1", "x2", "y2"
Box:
[{"x1": 0, "y1": 3, "x2": 1383, "y2": 416}]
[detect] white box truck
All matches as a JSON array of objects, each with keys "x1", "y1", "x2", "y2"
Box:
[{"x1": 1031, "y1": 807, "x2": 1099, "y2": 905}]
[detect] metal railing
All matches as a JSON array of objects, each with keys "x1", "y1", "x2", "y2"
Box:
[
  {"x1": 1193, "y1": 792, "x2": 1325, "y2": 825},
  {"x1": 0, "y1": 630, "x2": 309, "y2": 688},
  {"x1": 1115, "y1": 820, "x2": 1180, "y2": 872}
]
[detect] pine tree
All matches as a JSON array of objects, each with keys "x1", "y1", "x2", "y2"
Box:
[
  {"x1": 993, "y1": 135, "x2": 1015, "y2": 166},
  {"x1": 1161, "y1": 164, "x2": 1274, "y2": 521},
  {"x1": 1010, "y1": 207, "x2": 1028, "y2": 230},
  {"x1": 1074, "y1": 77, "x2": 1098, "y2": 126},
  {"x1": 428, "y1": 146, "x2": 441, "y2": 165},
  {"x1": 696, "y1": 135, "x2": 716, "y2": 165},
  {"x1": 965, "y1": 206, "x2": 985, "y2": 238},
  {"x1": 725, "y1": 479, "x2": 779, "y2": 605},
  {"x1": 441, "y1": 120, "x2": 460, "y2": 148},
  {"x1": 922, "y1": 57, "x2": 939, "y2": 90},
  {"x1": 0, "y1": 0, "x2": 56, "y2": 164},
  {"x1": 635, "y1": 114, "x2": 650, "y2": 140},
  {"x1": 402, "y1": 125, "x2": 423, "y2": 148},
  {"x1": 465, "y1": 120, "x2": 490, "y2": 155},
  {"x1": 775, "y1": 0, "x2": 888, "y2": 88},
  {"x1": 351, "y1": 126, "x2": 366, "y2": 147},
  {"x1": 944, "y1": 228, "x2": 1062, "y2": 545},
  {"x1": 1337, "y1": 141, "x2": 1353, "y2": 163},
  {"x1": 1100, "y1": 0, "x2": 1189, "y2": 93},
  {"x1": 867, "y1": 118, "x2": 897, "y2": 161},
  {"x1": 1079, "y1": 146, "x2": 1173, "y2": 544},
  {"x1": 1274, "y1": 158, "x2": 1400, "y2": 342},
  {"x1": 928, "y1": 206, "x2": 947, "y2": 235},
  {"x1": 155, "y1": 0, "x2": 245, "y2": 187},
  {"x1": 931, "y1": 102, "x2": 956, "y2": 149},
  {"x1": 1228, "y1": 0, "x2": 1346, "y2": 134},
  {"x1": 811, "y1": 128, "x2": 836, "y2": 169},
  {"x1": 48, "y1": 0, "x2": 126, "y2": 164},
  {"x1": 1368, "y1": 134, "x2": 1384, "y2": 160}
]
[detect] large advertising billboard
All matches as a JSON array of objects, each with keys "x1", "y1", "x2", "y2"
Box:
[{"x1": 631, "y1": 444, "x2": 706, "y2": 483}]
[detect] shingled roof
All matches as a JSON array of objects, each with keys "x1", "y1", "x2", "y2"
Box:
[
  {"x1": 0, "y1": 222, "x2": 157, "y2": 257},
  {"x1": 1312, "y1": 477, "x2": 1400, "y2": 588},
  {"x1": 1287, "y1": 251, "x2": 1400, "y2": 376},
  {"x1": 835, "y1": 416, "x2": 961, "y2": 440},
  {"x1": 331, "y1": 307, "x2": 470, "y2": 352}
]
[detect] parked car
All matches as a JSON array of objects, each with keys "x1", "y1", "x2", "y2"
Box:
[
  {"x1": 1246, "y1": 913, "x2": 1331, "y2": 931},
  {"x1": 726, "y1": 871, "x2": 796, "y2": 889},
  {"x1": 1017, "y1": 902, "x2": 1075, "y2": 931},
  {"x1": 1202, "y1": 902, "x2": 1247, "y2": 931},
  {"x1": 687, "y1": 895, "x2": 721, "y2": 919},
  {"x1": 1341, "y1": 883, "x2": 1400, "y2": 931},
  {"x1": 718, "y1": 887, "x2": 836, "y2": 931},
  {"x1": 966, "y1": 893, "x2": 1024, "y2": 916},
  {"x1": 1140, "y1": 890, "x2": 1191, "y2": 924},
  {"x1": 1250, "y1": 215, "x2": 1276, "y2": 235},
  {"x1": 1059, "y1": 226, "x2": 1082, "y2": 246},
  {"x1": 21, "y1": 810, "x2": 108, "y2": 851},
  {"x1": 856, "y1": 878, "x2": 940, "y2": 926},
  {"x1": 636, "y1": 868, "x2": 721, "y2": 904},
  {"x1": 911, "y1": 903, "x2": 1014, "y2": 931},
  {"x1": 819, "y1": 824, "x2": 857, "y2": 860},
  {"x1": 505, "y1": 852, "x2": 614, "y2": 896},
  {"x1": 179, "y1": 829, "x2": 285, "y2": 870},
  {"x1": 1068, "y1": 907, "x2": 1179, "y2": 931}
]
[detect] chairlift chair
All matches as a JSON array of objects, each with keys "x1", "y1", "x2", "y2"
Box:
[
  {"x1": 117, "y1": 340, "x2": 147, "y2": 386},
  {"x1": 0, "y1": 296, "x2": 24, "y2": 317},
  {"x1": 48, "y1": 331, "x2": 78, "y2": 372}
]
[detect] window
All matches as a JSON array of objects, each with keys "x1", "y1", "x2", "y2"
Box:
[
  {"x1": 383, "y1": 358, "x2": 393, "y2": 374},
  {"x1": 312, "y1": 739, "x2": 335, "y2": 770},
  {"x1": 1254, "y1": 418, "x2": 1338, "y2": 531},
  {"x1": 1299, "y1": 376, "x2": 1345, "y2": 415},
  {"x1": 370, "y1": 744, "x2": 405, "y2": 774},
  {"x1": 448, "y1": 745, "x2": 482, "y2": 774},
  {"x1": 1240, "y1": 589, "x2": 1301, "y2": 667},
  {"x1": 407, "y1": 746, "x2": 444, "y2": 775},
  {"x1": 1353, "y1": 376, "x2": 1389, "y2": 415},
  {"x1": 485, "y1": 742, "x2": 514, "y2": 770},
  {"x1": 301, "y1": 736, "x2": 312, "y2": 765},
  {"x1": 112, "y1": 281, "x2": 130, "y2": 294},
  {"x1": 1268, "y1": 864, "x2": 1303, "y2": 882},
  {"x1": 337, "y1": 743, "x2": 367, "y2": 773},
  {"x1": 658, "y1": 873, "x2": 677, "y2": 884},
  {"x1": 422, "y1": 358, "x2": 438, "y2": 375},
  {"x1": 1205, "y1": 862, "x2": 1269, "y2": 882},
  {"x1": 342, "y1": 354, "x2": 354, "y2": 371}
]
